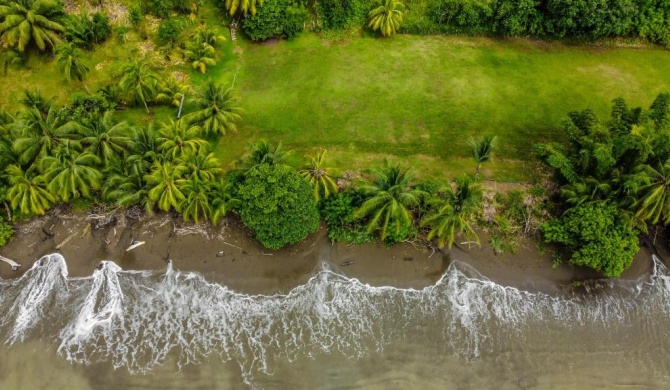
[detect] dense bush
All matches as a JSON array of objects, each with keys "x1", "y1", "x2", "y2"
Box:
[
  {"x1": 321, "y1": 190, "x2": 375, "y2": 244},
  {"x1": 242, "y1": 0, "x2": 308, "y2": 40},
  {"x1": 542, "y1": 202, "x2": 638, "y2": 277},
  {"x1": 158, "y1": 19, "x2": 182, "y2": 43},
  {"x1": 64, "y1": 11, "x2": 112, "y2": 49},
  {"x1": 236, "y1": 164, "x2": 320, "y2": 249},
  {"x1": 316, "y1": 0, "x2": 364, "y2": 29}
]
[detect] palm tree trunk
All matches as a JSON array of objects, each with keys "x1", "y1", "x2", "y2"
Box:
[
  {"x1": 83, "y1": 82, "x2": 91, "y2": 94},
  {"x1": 143, "y1": 99, "x2": 151, "y2": 115}
]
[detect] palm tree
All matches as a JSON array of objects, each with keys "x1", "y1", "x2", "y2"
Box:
[
  {"x1": 145, "y1": 160, "x2": 187, "y2": 212},
  {"x1": 193, "y1": 26, "x2": 226, "y2": 47},
  {"x1": 421, "y1": 175, "x2": 482, "y2": 249},
  {"x1": 354, "y1": 162, "x2": 422, "y2": 240},
  {"x1": 236, "y1": 140, "x2": 287, "y2": 172},
  {"x1": 103, "y1": 158, "x2": 152, "y2": 212},
  {"x1": 184, "y1": 151, "x2": 222, "y2": 181},
  {"x1": 185, "y1": 81, "x2": 242, "y2": 136},
  {"x1": 224, "y1": 0, "x2": 261, "y2": 16},
  {"x1": 19, "y1": 88, "x2": 53, "y2": 115},
  {"x1": 209, "y1": 178, "x2": 237, "y2": 226},
  {"x1": 156, "y1": 119, "x2": 206, "y2": 160},
  {"x1": 5, "y1": 164, "x2": 54, "y2": 215},
  {"x1": 156, "y1": 75, "x2": 188, "y2": 108},
  {"x1": 13, "y1": 106, "x2": 79, "y2": 166},
  {"x1": 179, "y1": 177, "x2": 211, "y2": 224},
  {"x1": 2, "y1": 47, "x2": 23, "y2": 75},
  {"x1": 40, "y1": 145, "x2": 102, "y2": 202},
  {"x1": 79, "y1": 111, "x2": 130, "y2": 167},
  {"x1": 118, "y1": 58, "x2": 158, "y2": 114},
  {"x1": 0, "y1": 0, "x2": 64, "y2": 52},
  {"x1": 632, "y1": 160, "x2": 670, "y2": 225},
  {"x1": 183, "y1": 42, "x2": 216, "y2": 74},
  {"x1": 300, "y1": 149, "x2": 338, "y2": 202},
  {"x1": 367, "y1": 0, "x2": 404, "y2": 37},
  {"x1": 55, "y1": 42, "x2": 90, "y2": 93},
  {"x1": 469, "y1": 135, "x2": 497, "y2": 174},
  {"x1": 128, "y1": 123, "x2": 160, "y2": 170}
]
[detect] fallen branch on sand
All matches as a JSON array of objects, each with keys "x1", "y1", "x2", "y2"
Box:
[
  {"x1": 0, "y1": 254, "x2": 21, "y2": 270},
  {"x1": 126, "y1": 241, "x2": 146, "y2": 252}
]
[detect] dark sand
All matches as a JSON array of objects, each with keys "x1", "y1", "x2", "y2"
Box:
[{"x1": 0, "y1": 207, "x2": 656, "y2": 294}]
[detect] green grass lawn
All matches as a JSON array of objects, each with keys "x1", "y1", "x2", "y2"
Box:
[
  {"x1": 218, "y1": 34, "x2": 670, "y2": 182},
  {"x1": 2, "y1": 12, "x2": 670, "y2": 182}
]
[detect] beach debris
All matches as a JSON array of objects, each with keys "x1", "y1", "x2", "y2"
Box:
[
  {"x1": 56, "y1": 230, "x2": 79, "y2": 249},
  {"x1": 242, "y1": 250, "x2": 250, "y2": 255},
  {"x1": 340, "y1": 261, "x2": 356, "y2": 266},
  {"x1": 126, "y1": 241, "x2": 146, "y2": 252},
  {"x1": 403, "y1": 256, "x2": 414, "y2": 262},
  {"x1": 216, "y1": 251, "x2": 226, "y2": 257},
  {"x1": 261, "y1": 252, "x2": 274, "y2": 256},
  {"x1": 222, "y1": 241, "x2": 243, "y2": 250},
  {"x1": 0, "y1": 254, "x2": 21, "y2": 271}
]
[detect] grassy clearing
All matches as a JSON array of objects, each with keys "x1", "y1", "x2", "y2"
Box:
[
  {"x1": 2, "y1": 7, "x2": 670, "y2": 182},
  {"x1": 220, "y1": 34, "x2": 670, "y2": 182}
]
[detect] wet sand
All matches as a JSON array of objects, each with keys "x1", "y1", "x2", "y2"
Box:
[{"x1": 0, "y1": 207, "x2": 656, "y2": 294}]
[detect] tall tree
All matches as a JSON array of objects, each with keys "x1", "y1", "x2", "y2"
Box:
[
  {"x1": 236, "y1": 140, "x2": 287, "y2": 172},
  {"x1": 632, "y1": 160, "x2": 670, "y2": 225},
  {"x1": 55, "y1": 41, "x2": 90, "y2": 93},
  {"x1": 5, "y1": 164, "x2": 54, "y2": 215},
  {"x1": 0, "y1": 0, "x2": 64, "y2": 52},
  {"x1": 354, "y1": 162, "x2": 422, "y2": 241},
  {"x1": 156, "y1": 75, "x2": 188, "y2": 108},
  {"x1": 209, "y1": 178, "x2": 237, "y2": 226},
  {"x1": 224, "y1": 0, "x2": 261, "y2": 16},
  {"x1": 184, "y1": 151, "x2": 222, "y2": 181},
  {"x1": 367, "y1": 0, "x2": 404, "y2": 37},
  {"x1": 185, "y1": 81, "x2": 242, "y2": 136},
  {"x1": 145, "y1": 160, "x2": 187, "y2": 212},
  {"x1": 179, "y1": 177, "x2": 211, "y2": 224},
  {"x1": 103, "y1": 158, "x2": 152, "y2": 212},
  {"x1": 13, "y1": 106, "x2": 79, "y2": 166},
  {"x1": 183, "y1": 42, "x2": 216, "y2": 74},
  {"x1": 40, "y1": 145, "x2": 102, "y2": 201},
  {"x1": 299, "y1": 149, "x2": 338, "y2": 202},
  {"x1": 118, "y1": 58, "x2": 158, "y2": 114},
  {"x1": 156, "y1": 119, "x2": 206, "y2": 160},
  {"x1": 421, "y1": 175, "x2": 482, "y2": 249},
  {"x1": 79, "y1": 111, "x2": 130, "y2": 167}
]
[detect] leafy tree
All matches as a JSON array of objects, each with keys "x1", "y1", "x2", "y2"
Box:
[
  {"x1": 118, "y1": 59, "x2": 159, "y2": 114},
  {"x1": 421, "y1": 175, "x2": 482, "y2": 249},
  {"x1": 492, "y1": 0, "x2": 543, "y2": 36},
  {"x1": 157, "y1": 18, "x2": 181, "y2": 44},
  {"x1": 184, "y1": 151, "x2": 222, "y2": 181},
  {"x1": 316, "y1": 0, "x2": 361, "y2": 29},
  {"x1": 145, "y1": 160, "x2": 187, "y2": 212},
  {"x1": 299, "y1": 149, "x2": 338, "y2": 202},
  {"x1": 237, "y1": 164, "x2": 319, "y2": 249},
  {"x1": 631, "y1": 160, "x2": 670, "y2": 225},
  {"x1": 185, "y1": 82, "x2": 242, "y2": 136},
  {"x1": 156, "y1": 119, "x2": 206, "y2": 160},
  {"x1": 469, "y1": 134, "x2": 496, "y2": 174},
  {"x1": 55, "y1": 41, "x2": 90, "y2": 92},
  {"x1": 13, "y1": 106, "x2": 79, "y2": 166},
  {"x1": 209, "y1": 178, "x2": 237, "y2": 225},
  {"x1": 183, "y1": 41, "x2": 216, "y2": 73},
  {"x1": 242, "y1": 0, "x2": 307, "y2": 41},
  {"x1": 354, "y1": 162, "x2": 422, "y2": 242},
  {"x1": 79, "y1": 111, "x2": 130, "y2": 167},
  {"x1": 5, "y1": 164, "x2": 54, "y2": 215},
  {"x1": 40, "y1": 145, "x2": 102, "y2": 201},
  {"x1": 156, "y1": 75, "x2": 188, "y2": 108},
  {"x1": 235, "y1": 140, "x2": 287, "y2": 173},
  {"x1": 224, "y1": 0, "x2": 262, "y2": 16},
  {"x1": 367, "y1": 0, "x2": 404, "y2": 37},
  {"x1": 64, "y1": 11, "x2": 111, "y2": 49},
  {"x1": 542, "y1": 202, "x2": 638, "y2": 277},
  {"x1": 0, "y1": 0, "x2": 64, "y2": 52},
  {"x1": 179, "y1": 176, "x2": 211, "y2": 223}
]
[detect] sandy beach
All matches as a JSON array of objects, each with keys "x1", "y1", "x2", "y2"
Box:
[{"x1": 0, "y1": 206, "x2": 656, "y2": 294}]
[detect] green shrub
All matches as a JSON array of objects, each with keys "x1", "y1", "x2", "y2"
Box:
[
  {"x1": 158, "y1": 19, "x2": 182, "y2": 43},
  {"x1": 321, "y1": 190, "x2": 375, "y2": 244},
  {"x1": 242, "y1": 0, "x2": 308, "y2": 41},
  {"x1": 236, "y1": 164, "x2": 320, "y2": 250},
  {"x1": 0, "y1": 218, "x2": 13, "y2": 247},
  {"x1": 316, "y1": 0, "x2": 364, "y2": 29},
  {"x1": 64, "y1": 11, "x2": 112, "y2": 49},
  {"x1": 541, "y1": 202, "x2": 638, "y2": 277}
]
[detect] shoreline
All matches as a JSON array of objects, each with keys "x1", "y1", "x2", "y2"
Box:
[{"x1": 0, "y1": 207, "x2": 657, "y2": 295}]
